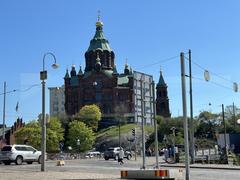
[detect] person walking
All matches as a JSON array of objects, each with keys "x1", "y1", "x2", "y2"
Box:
[{"x1": 118, "y1": 147, "x2": 124, "y2": 165}]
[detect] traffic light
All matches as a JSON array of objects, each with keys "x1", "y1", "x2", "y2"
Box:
[{"x1": 132, "y1": 128, "x2": 135, "y2": 137}]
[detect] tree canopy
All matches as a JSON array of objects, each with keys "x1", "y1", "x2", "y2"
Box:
[
  {"x1": 15, "y1": 117, "x2": 64, "y2": 152},
  {"x1": 66, "y1": 121, "x2": 95, "y2": 152},
  {"x1": 76, "y1": 104, "x2": 101, "y2": 131}
]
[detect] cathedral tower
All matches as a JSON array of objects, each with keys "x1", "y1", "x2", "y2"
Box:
[{"x1": 156, "y1": 69, "x2": 171, "y2": 118}]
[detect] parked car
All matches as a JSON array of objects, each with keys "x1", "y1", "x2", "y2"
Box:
[
  {"x1": 85, "y1": 151, "x2": 101, "y2": 158},
  {"x1": 103, "y1": 147, "x2": 132, "y2": 160},
  {"x1": 0, "y1": 144, "x2": 41, "y2": 165}
]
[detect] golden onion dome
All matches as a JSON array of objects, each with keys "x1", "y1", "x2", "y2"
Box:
[{"x1": 96, "y1": 20, "x2": 103, "y2": 27}]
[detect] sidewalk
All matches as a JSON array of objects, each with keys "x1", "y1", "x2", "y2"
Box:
[{"x1": 160, "y1": 162, "x2": 240, "y2": 170}]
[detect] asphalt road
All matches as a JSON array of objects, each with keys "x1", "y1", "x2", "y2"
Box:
[{"x1": 0, "y1": 157, "x2": 240, "y2": 180}]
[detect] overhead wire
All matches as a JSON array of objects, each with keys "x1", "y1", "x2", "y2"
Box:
[
  {"x1": 184, "y1": 55, "x2": 235, "y2": 84},
  {"x1": 136, "y1": 55, "x2": 179, "y2": 69},
  {"x1": 191, "y1": 75, "x2": 233, "y2": 91},
  {"x1": 0, "y1": 83, "x2": 41, "y2": 95}
]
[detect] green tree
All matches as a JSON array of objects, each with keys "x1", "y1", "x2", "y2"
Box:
[
  {"x1": 195, "y1": 111, "x2": 219, "y2": 139},
  {"x1": 46, "y1": 117, "x2": 64, "y2": 152},
  {"x1": 15, "y1": 117, "x2": 64, "y2": 152},
  {"x1": 76, "y1": 104, "x2": 101, "y2": 131},
  {"x1": 66, "y1": 121, "x2": 95, "y2": 152},
  {"x1": 15, "y1": 121, "x2": 41, "y2": 149},
  {"x1": 146, "y1": 116, "x2": 184, "y2": 149}
]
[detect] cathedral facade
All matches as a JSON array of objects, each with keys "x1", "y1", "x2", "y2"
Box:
[{"x1": 64, "y1": 18, "x2": 170, "y2": 128}]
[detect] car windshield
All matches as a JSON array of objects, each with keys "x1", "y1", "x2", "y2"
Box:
[{"x1": 1, "y1": 146, "x2": 12, "y2": 151}]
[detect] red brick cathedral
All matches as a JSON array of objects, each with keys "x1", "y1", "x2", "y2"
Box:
[{"x1": 64, "y1": 18, "x2": 170, "y2": 127}]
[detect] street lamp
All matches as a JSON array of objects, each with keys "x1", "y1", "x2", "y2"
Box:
[
  {"x1": 40, "y1": 52, "x2": 59, "y2": 172},
  {"x1": 77, "y1": 139, "x2": 80, "y2": 158}
]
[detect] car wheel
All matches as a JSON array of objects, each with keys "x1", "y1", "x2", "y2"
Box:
[
  {"x1": 104, "y1": 157, "x2": 109, "y2": 160},
  {"x1": 15, "y1": 156, "x2": 23, "y2": 165},
  {"x1": 38, "y1": 155, "x2": 42, "y2": 164},
  {"x1": 127, "y1": 154, "x2": 132, "y2": 160},
  {"x1": 3, "y1": 161, "x2": 11, "y2": 165},
  {"x1": 27, "y1": 161, "x2": 33, "y2": 164}
]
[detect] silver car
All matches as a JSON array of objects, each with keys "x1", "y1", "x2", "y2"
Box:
[{"x1": 0, "y1": 144, "x2": 41, "y2": 165}]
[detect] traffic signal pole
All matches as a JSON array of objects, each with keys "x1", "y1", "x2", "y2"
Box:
[{"x1": 132, "y1": 128, "x2": 137, "y2": 161}]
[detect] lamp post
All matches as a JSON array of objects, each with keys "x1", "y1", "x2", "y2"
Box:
[
  {"x1": 40, "y1": 52, "x2": 59, "y2": 172},
  {"x1": 77, "y1": 139, "x2": 80, "y2": 158}
]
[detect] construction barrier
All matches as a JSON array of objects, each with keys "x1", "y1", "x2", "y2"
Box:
[{"x1": 121, "y1": 169, "x2": 183, "y2": 179}]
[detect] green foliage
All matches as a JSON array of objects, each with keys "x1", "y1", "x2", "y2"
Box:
[
  {"x1": 146, "y1": 116, "x2": 184, "y2": 149},
  {"x1": 46, "y1": 117, "x2": 64, "y2": 152},
  {"x1": 96, "y1": 124, "x2": 154, "y2": 138},
  {"x1": 76, "y1": 104, "x2": 101, "y2": 131},
  {"x1": 67, "y1": 121, "x2": 95, "y2": 152},
  {"x1": 15, "y1": 121, "x2": 41, "y2": 149},
  {"x1": 15, "y1": 117, "x2": 64, "y2": 152},
  {"x1": 157, "y1": 116, "x2": 184, "y2": 142},
  {"x1": 195, "y1": 111, "x2": 219, "y2": 139}
]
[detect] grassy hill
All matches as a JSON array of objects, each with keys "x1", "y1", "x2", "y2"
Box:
[{"x1": 95, "y1": 123, "x2": 154, "y2": 151}]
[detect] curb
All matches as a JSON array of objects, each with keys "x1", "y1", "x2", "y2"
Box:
[{"x1": 160, "y1": 164, "x2": 240, "y2": 171}]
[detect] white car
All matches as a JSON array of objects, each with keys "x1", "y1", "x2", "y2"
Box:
[
  {"x1": 85, "y1": 151, "x2": 101, "y2": 158},
  {"x1": 0, "y1": 144, "x2": 41, "y2": 165}
]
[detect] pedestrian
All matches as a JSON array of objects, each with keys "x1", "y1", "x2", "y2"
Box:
[
  {"x1": 164, "y1": 147, "x2": 169, "y2": 162},
  {"x1": 118, "y1": 147, "x2": 124, "y2": 165}
]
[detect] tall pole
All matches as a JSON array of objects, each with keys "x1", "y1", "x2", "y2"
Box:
[
  {"x1": 41, "y1": 79, "x2": 46, "y2": 171},
  {"x1": 119, "y1": 118, "x2": 121, "y2": 147},
  {"x1": 180, "y1": 52, "x2": 190, "y2": 180},
  {"x1": 152, "y1": 81, "x2": 159, "y2": 168},
  {"x1": 222, "y1": 104, "x2": 228, "y2": 163},
  {"x1": 140, "y1": 75, "x2": 146, "y2": 169},
  {"x1": 2, "y1": 81, "x2": 6, "y2": 139},
  {"x1": 189, "y1": 49, "x2": 195, "y2": 164},
  {"x1": 134, "y1": 127, "x2": 137, "y2": 161},
  {"x1": 233, "y1": 102, "x2": 236, "y2": 127},
  {"x1": 40, "y1": 52, "x2": 58, "y2": 172},
  {"x1": 171, "y1": 127, "x2": 176, "y2": 162}
]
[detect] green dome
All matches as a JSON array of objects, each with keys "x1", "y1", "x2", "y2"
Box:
[{"x1": 87, "y1": 22, "x2": 112, "y2": 52}]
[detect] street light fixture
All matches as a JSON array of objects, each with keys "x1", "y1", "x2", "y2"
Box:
[
  {"x1": 77, "y1": 139, "x2": 80, "y2": 158},
  {"x1": 40, "y1": 52, "x2": 59, "y2": 172}
]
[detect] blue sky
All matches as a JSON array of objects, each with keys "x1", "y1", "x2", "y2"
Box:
[{"x1": 1, "y1": 0, "x2": 240, "y2": 126}]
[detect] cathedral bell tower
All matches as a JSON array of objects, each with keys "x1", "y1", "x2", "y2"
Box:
[{"x1": 156, "y1": 69, "x2": 171, "y2": 118}]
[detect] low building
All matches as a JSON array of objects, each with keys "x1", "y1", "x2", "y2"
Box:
[{"x1": 0, "y1": 118, "x2": 25, "y2": 148}]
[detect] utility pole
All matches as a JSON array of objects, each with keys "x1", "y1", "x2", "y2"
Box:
[
  {"x1": 222, "y1": 104, "x2": 228, "y2": 163},
  {"x1": 2, "y1": 81, "x2": 6, "y2": 139},
  {"x1": 119, "y1": 118, "x2": 121, "y2": 147},
  {"x1": 233, "y1": 102, "x2": 236, "y2": 127},
  {"x1": 189, "y1": 49, "x2": 195, "y2": 164},
  {"x1": 171, "y1": 127, "x2": 176, "y2": 162},
  {"x1": 180, "y1": 52, "x2": 190, "y2": 180},
  {"x1": 152, "y1": 81, "x2": 159, "y2": 168},
  {"x1": 140, "y1": 75, "x2": 146, "y2": 169}
]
